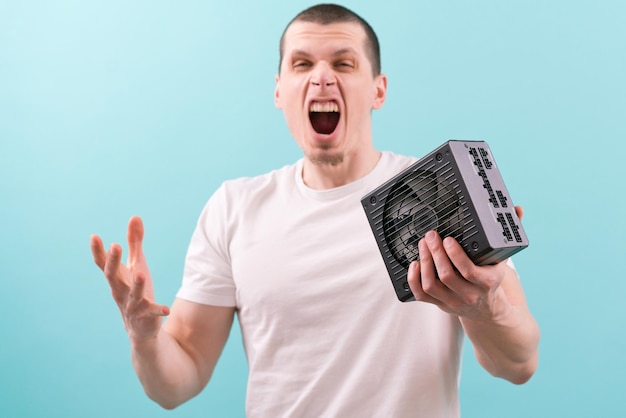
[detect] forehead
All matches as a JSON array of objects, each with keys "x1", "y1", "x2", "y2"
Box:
[{"x1": 282, "y1": 21, "x2": 368, "y2": 55}]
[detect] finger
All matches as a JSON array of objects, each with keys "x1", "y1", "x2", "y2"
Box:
[
  {"x1": 129, "y1": 272, "x2": 170, "y2": 316},
  {"x1": 140, "y1": 301, "x2": 171, "y2": 317},
  {"x1": 423, "y1": 231, "x2": 459, "y2": 280},
  {"x1": 407, "y1": 261, "x2": 456, "y2": 308},
  {"x1": 407, "y1": 261, "x2": 429, "y2": 300},
  {"x1": 421, "y1": 233, "x2": 477, "y2": 299},
  {"x1": 407, "y1": 261, "x2": 424, "y2": 298},
  {"x1": 129, "y1": 271, "x2": 170, "y2": 315},
  {"x1": 418, "y1": 235, "x2": 437, "y2": 280},
  {"x1": 436, "y1": 236, "x2": 484, "y2": 292},
  {"x1": 441, "y1": 237, "x2": 477, "y2": 283},
  {"x1": 443, "y1": 236, "x2": 504, "y2": 291},
  {"x1": 102, "y1": 244, "x2": 137, "y2": 309},
  {"x1": 158, "y1": 304, "x2": 171, "y2": 316},
  {"x1": 90, "y1": 234, "x2": 107, "y2": 270},
  {"x1": 103, "y1": 243, "x2": 129, "y2": 291},
  {"x1": 128, "y1": 270, "x2": 146, "y2": 305},
  {"x1": 127, "y1": 216, "x2": 145, "y2": 269},
  {"x1": 418, "y1": 235, "x2": 456, "y2": 300},
  {"x1": 515, "y1": 205, "x2": 524, "y2": 220}
]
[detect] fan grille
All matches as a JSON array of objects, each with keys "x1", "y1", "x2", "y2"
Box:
[{"x1": 382, "y1": 167, "x2": 464, "y2": 268}]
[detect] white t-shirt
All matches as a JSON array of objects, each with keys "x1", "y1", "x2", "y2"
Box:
[{"x1": 177, "y1": 151, "x2": 464, "y2": 417}]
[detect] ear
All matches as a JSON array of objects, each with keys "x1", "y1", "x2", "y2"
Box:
[
  {"x1": 372, "y1": 73, "x2": 388, "y2": 110},
  {"x1": 274, "y1": 74, "x2": 282, "y2": 109}
]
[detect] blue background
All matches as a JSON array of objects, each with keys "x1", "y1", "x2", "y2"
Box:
[{"x1": 1, "y1": 0, "x2": 625, "y2": 417}]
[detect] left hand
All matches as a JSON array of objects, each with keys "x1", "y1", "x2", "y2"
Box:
[
  {"x1": 407, "y1": 206, "x2": 523, "y2": 321},
  {"x1": 407, "y1": 230, "x2": 511, "y2": 322},
  {"x1": 408, "y1": 207, "x2": 540, "y2": 383}
]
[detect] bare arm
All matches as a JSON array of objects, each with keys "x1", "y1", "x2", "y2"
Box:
[
  {"x1": 457, "y1": 267, "x2": 539, "y2": 383},
  {"x1": 90, "y1": 216, "x2": 235, "y2": 408},
  {"x1": 407, "y1": 207, "x2": 540, "y2": 384},
  {"x1": 131, "y1": 299, "x2": 234, "y2": 409}
]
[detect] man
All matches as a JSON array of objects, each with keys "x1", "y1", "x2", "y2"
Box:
[{"x1": 90, "y1": 4, "x2": 539, "y2": 417}]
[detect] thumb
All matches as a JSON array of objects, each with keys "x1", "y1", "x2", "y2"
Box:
[{"x1": 515, "y1": 205, "x2": 524, "y2": 221}]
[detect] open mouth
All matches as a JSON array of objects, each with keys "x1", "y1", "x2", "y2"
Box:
[{"x1": 309, "y1": 101, "x2": 340, "y2": 135}]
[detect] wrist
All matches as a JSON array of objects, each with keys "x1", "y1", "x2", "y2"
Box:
[
  {"x1": 129, "y1": 332, "x2": 160, "y2": 353},
  {"x1": 465, "y1": 288, "x2": 519, "y2": 329}
]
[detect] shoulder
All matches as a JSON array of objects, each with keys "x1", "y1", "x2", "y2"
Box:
[
  {"x1": 380, "y1": 150, "x2": 418, "y2": 167},
  {"x1": 373, "y1": 151, "x2": 419, "y2": 181},
  {"x1": 208, "y1": 161, "x2": 300, "y2": 207},
  {"x1": 225, "y1": 161, "x2": 297, "y2": 189}
]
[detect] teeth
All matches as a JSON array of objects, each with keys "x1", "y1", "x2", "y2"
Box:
[{"x1": 309, "y1": 101, "x2": 339, "y2": 113}]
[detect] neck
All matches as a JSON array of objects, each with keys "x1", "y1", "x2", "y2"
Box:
[{"x1": 301, "y1": 148, "x2": 381, "y2": 190}]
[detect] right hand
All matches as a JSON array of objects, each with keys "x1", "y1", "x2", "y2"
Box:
[{"x1": 90, "y1": 216, "x2": 170, "y2": 344}]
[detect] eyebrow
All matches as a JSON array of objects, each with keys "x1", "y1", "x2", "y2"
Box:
[
  {"x1": 332, "y1": 48, "x2": 358, "y2": 57},
  {"x1": 290, "y1": 47, "x2": 358, "y2": 58}
]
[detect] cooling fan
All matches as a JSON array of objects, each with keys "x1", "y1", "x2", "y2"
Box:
[{"x1": 361, "y1": 140, "x2": 529, "y2": 302}]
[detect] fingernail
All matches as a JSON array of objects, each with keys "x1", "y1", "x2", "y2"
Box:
[{"x1": 426, "y1": 231, "x2": 436, "y2": 242}]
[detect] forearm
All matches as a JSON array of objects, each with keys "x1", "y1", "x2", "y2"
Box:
[
  {"x1": 130, "y1": 330, "x2": 208, "y2": 409},
  {"x1": 461, "y1": 298, "x2": 540, "y2": 384}
]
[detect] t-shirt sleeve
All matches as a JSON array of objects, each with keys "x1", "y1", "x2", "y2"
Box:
[{"x1": 176, "y1": 185, "x2": 237, "y2": 307}]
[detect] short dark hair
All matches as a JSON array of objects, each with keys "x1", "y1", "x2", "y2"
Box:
[{"x1": 278, "y1": 4, "x2": 381, "y2": 76}]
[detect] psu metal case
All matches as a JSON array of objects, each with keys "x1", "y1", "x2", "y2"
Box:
[{"x1": 361, "y1": 140, "x2": 529, "y2": 302}]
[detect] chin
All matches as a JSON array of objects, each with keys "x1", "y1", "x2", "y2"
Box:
[{"x1": 306, "y1": 148, "x2": 344, "y2": 166}]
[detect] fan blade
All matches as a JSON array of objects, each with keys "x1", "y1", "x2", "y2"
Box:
[
  {"x1": 384, "y1": 186, "x2": 421, "y2": 266},
  {"x1": 433, "y1": 175, "x2": 463, "y2": 239},
  {"x1": 404, "y1": 171, "x2": 437, "y2": 204}
]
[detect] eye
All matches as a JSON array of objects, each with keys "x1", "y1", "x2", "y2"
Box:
[
  {"x1": 335, "y1": 61, "x2": 355, "y2": 70},
  {"x1": 293, "y1": 60, "x2": 312, "y2": 69}
]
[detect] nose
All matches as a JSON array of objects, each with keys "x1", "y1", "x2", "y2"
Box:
[{"x1": 310, "y1": 62, "x2": 336, "y2": 87}]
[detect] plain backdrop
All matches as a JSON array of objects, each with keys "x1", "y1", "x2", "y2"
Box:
[{"x1": 1, "y1": 0, "x2": 625, "y2": 417}]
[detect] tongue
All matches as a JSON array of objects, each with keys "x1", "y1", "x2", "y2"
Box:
[{"x1": 310, "y1": 112, "x2": 339, "y2": 135}]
